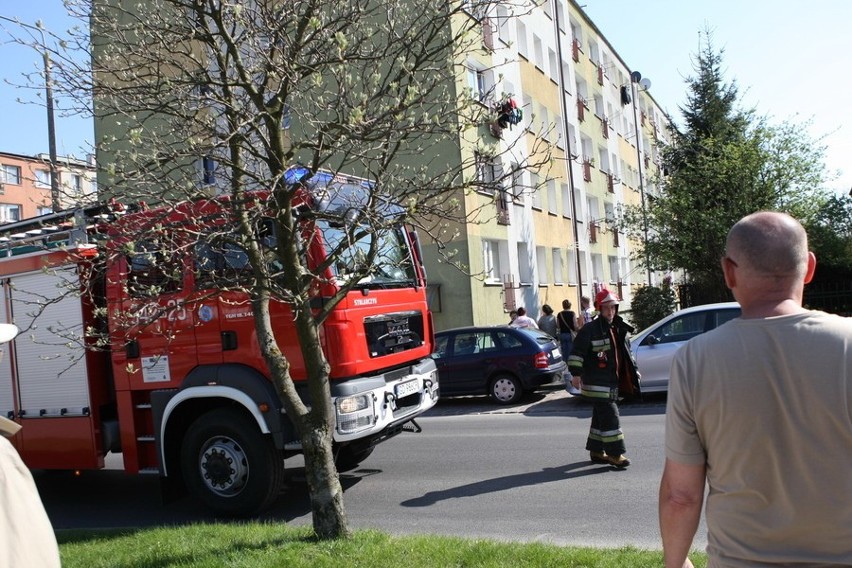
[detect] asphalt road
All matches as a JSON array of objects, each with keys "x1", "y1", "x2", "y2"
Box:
[{"x1": 35, "y1": 387, "x2": 708, "y2": 552}]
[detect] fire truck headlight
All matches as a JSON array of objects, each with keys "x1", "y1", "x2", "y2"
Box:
[
  {"x1": 336, "y1": 394, "x2": 374, "y2": 434},
  {"x1": 338, "y1": 394, "x2": 369, "y2": 414}
]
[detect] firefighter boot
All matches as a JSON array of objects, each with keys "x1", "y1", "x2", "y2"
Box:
[
  {"x1": 590, "y1": 451, "x2": 608, "y2": 464},
  {"x1": 606, "y1": 454, "x2": 631, "y2": 468}
]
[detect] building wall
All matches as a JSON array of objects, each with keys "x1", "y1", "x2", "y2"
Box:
[
  {"x1": 426, "y1": 0, "x2": 672, "y2": 328},
  {"x1": 0, "y1": 152, "x2": 97, "y2": 222}
]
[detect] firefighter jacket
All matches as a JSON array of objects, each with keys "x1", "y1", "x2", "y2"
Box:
[{"x1": 568, "y1": 314, "x2": 641, "y2": 400}]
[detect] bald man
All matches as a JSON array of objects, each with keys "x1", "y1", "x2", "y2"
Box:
[{"x1": 659, "y1": 212, "x2": 852, "y2": 567}]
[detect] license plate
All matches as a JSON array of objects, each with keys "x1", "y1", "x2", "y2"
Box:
[{"x1": 395, "y1": 379, "x2": 420, "y2": 398}]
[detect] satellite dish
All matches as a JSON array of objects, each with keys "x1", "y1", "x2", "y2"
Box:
[
  {"x1": 630, "y1": 71, "x2": 642, "y2": 83},
  {"x1": 639, "y1": 78, "x2": 652, "y2": 90},
  {"x1": 0, "y1": 324, "x2": 18, "y2": 344}
]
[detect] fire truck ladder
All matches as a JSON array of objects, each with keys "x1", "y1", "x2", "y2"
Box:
[{"x1": 0, "y1": 204, "x2": 119, "y2": 258}]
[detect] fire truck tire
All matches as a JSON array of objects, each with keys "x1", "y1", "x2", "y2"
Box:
[
  {"x1": 181, "y1": 408, "x2": 284, "y2": 517},
  {"x1": 335, "y1": 445, "x2": 375, "y2": 472}
]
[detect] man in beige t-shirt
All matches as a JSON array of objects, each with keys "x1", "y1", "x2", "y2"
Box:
[
  {"x1": 0, "y1": 323, "x2": 61, "y2": 568},
  {"x1": 659, "y1": 212, "x2": 852, "y2": 567}
]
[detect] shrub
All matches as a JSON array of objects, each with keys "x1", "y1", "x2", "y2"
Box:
[{"x1": 630, "y1": 285, "x2": 676, "y2": 331}]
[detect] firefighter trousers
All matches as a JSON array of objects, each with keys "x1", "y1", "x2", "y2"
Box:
[{"x1": 585, "y1": 398, "x2": 626, "y2": 457}]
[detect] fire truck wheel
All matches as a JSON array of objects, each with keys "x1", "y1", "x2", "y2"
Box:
[
  {"x1": 489, "y1": 373, "x2": 523, "y2": 405},
  {"x1": 334, "y1": 445, "x2": 375, "y2": 472},
  {"x1": 181, "y1": 408, "x2": 284, "y2": 516}
]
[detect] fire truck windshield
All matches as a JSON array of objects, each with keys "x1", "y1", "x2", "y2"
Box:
[{"x1": 318, "y1": 221, "x2": 416, "y2": 288}]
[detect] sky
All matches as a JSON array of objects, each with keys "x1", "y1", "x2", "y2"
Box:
[
  {"x1": 581, "y1": 0, "x2": 852, "y2": 196},
  {"x1": 1, "y1": 1, "x2": 851, "y2": 194},
  {"x1": 0, "y1": 0, "x2": 92, "y2": 159}
]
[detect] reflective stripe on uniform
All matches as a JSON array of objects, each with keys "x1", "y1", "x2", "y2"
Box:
[
  {"x1": 580, "y1": 384, "x2": 611, "y2": 399},
  {"x1": 589, "y1": 427, "x2": 624, "y2": 443},
  {"x1": 591, "y1": 338, "x2": 611, "y2": 352},
  {"x1": 567, "y1": 354, "x2": 584, "y2": 371}
]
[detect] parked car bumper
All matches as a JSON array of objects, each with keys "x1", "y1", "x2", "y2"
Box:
[{"x1": 522, "y1": 362, "x2": 566, "y2": 390}]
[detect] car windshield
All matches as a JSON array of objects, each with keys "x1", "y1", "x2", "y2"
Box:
[{"x1": 318, "y1": 221, "x2": 416, "y2": 288}]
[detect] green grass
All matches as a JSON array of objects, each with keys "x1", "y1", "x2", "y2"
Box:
[{"x1": 57, "y1": 523, "x2": 708, "y2": 567}]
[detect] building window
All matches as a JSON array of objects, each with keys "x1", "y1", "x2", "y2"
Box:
[
  {"x1": 466, "y1": 65, "x2": 489, "y2": 102},
  {"x1": 483, "y1": 239, "x2": 502, "y2": 282},
  {"x1": 536, "y1": 246, "x2": 548, "y2": 285},
  {"x1": 0, "y1": 204, "x2": 22, "y2": 223},
  {"x1": 561, "y1": 183, "x2": 572, "y2": 218},
  {"x1": 533, "y1": 35, "x2": 544, "y2": 70},
  {"x1": 474, "y1": 152, "x2": 501, "y2": 193},
  {"x1": 35, "y1": 169, "x2": 51, "y2": 188},
  {"x1": 509, "y1": 162, "x2": 523, "y2": 202},
  {"x1": 552, "y1": 248, "x2": 564, "y2": 284},
  {"x1": 495, "y1": 6, "x2": 511, "y2": 44},
  {"x1": 608, "y1": 255, "x2": 620, "y2": 284},
  {"x1": 37, "y1": 206, "x2": 52, "y2": 216},
  {"x1": 516, "y1": 20, "x2": 528, "y2": 57},
  {"x1": 517, "y1": 242, "x2": 532, "y2": 284},
  {"x1": 591, "y1": 253, "x2": 604, "y2": 283},
  {"x1": 1, "y1": 165, "x2": 21, "y2": 185},
  {"x1": 70, "y1": 174, "x2": 83, "y2": 193},
  {"x1": 547, "y1": 179, "x2": 557, "y2": 215},
  {"x1": 548, "y1": 48, "x2": 558, "y2": 81},
  {"x1": 202, "y1": 156, "x2": 216, "y2": 185},
  {"x1": 530, "y1": 172, "x2": 542, "y2": 209},
  {"x1": 567, "y1": 249, "x2": 578, "y2": 284}
]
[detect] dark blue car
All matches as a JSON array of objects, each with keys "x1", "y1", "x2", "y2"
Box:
[{"x1": 433, "y1": 326, "x2": 566, "y2": 404}]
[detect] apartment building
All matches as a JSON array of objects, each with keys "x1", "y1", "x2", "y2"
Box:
[
  {"x1": 87, "y1": 0, "x2": 668, "y2": 331},
  {"x1": 422, "y1": 0, "x2": 670, "y2": 330},
  {"x1": 0, "y1": 152, "x2": 97, "y2": 222}
]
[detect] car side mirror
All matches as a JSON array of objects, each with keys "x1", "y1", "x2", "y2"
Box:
[{"x1": 644, "y1": 335, "x2": 660, "y2": 346}]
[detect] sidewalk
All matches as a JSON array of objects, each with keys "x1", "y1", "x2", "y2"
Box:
[{"x1": 424, "y1": 381, "x2": 579, "y2": 417}]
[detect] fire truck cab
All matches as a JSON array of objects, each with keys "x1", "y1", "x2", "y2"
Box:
[{"x1": 0, "y1": 173, "x2": 439, "y2": 515}]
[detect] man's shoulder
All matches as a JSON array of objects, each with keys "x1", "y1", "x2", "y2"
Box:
[{"x1": 686, "y1": 310, "x2": 852, "y2": 350}]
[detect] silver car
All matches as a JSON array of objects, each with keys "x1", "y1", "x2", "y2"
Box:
[{"x1": 630, "y1": 302, "x2": 741, "y2": 393}]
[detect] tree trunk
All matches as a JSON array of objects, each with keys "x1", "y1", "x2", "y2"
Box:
[{"x1": 301, "y1": 425, "x2": 351, "y2": 539}]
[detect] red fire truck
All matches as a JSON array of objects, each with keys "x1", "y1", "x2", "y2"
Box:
[{"x1": 0, "y1": 170, "x2": 439, "y2": 515}]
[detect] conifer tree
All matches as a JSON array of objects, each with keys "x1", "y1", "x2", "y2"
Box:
[{"x1": 622, "y1": 34, "x2": 829, "y2": 303}]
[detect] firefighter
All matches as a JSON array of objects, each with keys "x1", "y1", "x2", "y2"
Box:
[{"x1": 568, "y1": 290, "x2": 641, "y2": 468}]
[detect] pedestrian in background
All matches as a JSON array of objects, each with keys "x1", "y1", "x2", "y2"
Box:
[
  {"x1": 508, "y1": 310, "x2": 518, "y2": 326},
  {"x1": 556, "y1": 299, "x2": 579, "y2": 358},
  {"x1": 659, "y1": 211, "x2": 852, "y2": 568},
  {"x1": 510, "y1": 307, "x2": 538, "y2": 329},
  {"x1": 537, "y1": 304, "x2": 558, "y2": 337},
  {"x1": 580, "y1": 295, "x2": 593, "y2": 326},
  {"x1": 568, "y1": 289, "x2": 640, "y2": 468}
]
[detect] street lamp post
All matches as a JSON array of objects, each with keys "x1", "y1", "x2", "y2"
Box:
[
  {"x1": 630, "y1": 71, "x2": 653, "y2": 287},
  {"x1": 0, "y1": 17, "x2": 61, "y2": 211}
]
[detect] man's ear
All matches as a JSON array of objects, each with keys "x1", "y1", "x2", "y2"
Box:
[
  {"x1": 722, "y1": 256, "x2": 736, "y2": 289},
  {"x1": 803, "y1": 251, "x2": 816, "y2": 284}
]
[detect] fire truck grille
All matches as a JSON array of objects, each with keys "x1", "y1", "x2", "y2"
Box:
[{"x1": 364, "y1": 311, "x2": 424, "y2": 358}]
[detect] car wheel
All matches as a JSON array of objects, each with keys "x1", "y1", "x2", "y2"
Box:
[{"x1": 489, "y1": 373, "x2": 523, "y2": 405}]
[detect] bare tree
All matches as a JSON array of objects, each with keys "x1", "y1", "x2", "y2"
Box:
[{"x1": 6, "y1": 0, "x2": 549, "y2": 539}]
